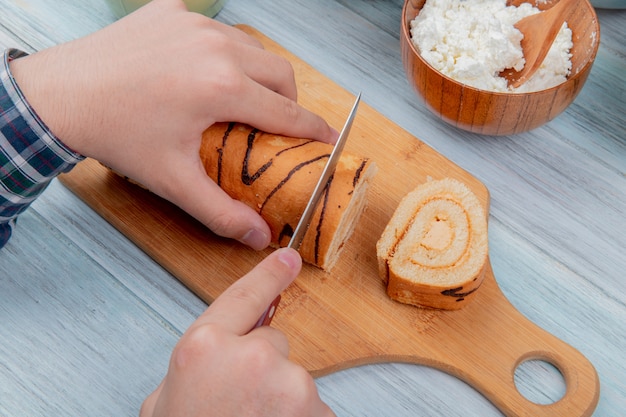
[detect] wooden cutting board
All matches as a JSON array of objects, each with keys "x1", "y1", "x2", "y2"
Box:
[{"x1": 58, "y1": 25, "x2": 599, "y2": 417}]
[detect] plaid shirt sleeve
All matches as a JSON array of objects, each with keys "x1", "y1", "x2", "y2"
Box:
[{"x1": 1, "y1": 48, "x2": 85, "y2": 248}]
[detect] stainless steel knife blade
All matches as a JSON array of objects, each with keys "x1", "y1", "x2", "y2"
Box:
[{"x1": 287, "y1": 92, "x2": 362, "y2": 250}]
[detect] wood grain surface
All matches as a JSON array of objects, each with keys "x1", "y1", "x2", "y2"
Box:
[{"x1": 58, "y1": 26, "x2": 599, "y2": 417}]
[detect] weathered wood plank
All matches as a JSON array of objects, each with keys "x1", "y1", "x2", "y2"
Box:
[
  {"x1": 0, "y1": 211, "x2": 176, "y2": 415},
  {"x1": 0, "y1": 0, "x2": 624, "y2": 416}
]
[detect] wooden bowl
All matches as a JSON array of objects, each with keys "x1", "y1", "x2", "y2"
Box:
[{"x1": 401, "y1": 0, "x2": 600, "y2": 136}]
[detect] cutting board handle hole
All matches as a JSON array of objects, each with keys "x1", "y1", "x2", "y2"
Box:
[{"x1": 514, "y1": 359, "x2": 566, "y2": 405}]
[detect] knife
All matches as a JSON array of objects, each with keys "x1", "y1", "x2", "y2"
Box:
[
  {"x1": 288, "y1": 92, "x2": 362, "y2": 250},
  {"x1": 253, "y1": 92, "x2": 362, "y2": 330}
]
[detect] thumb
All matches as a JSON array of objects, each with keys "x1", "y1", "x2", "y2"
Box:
[
  {"x1": 194, "y1": 247, "x2": 302, "y2": 335},
  {"x1": 139, "y1": 380, "x2": 164, "y2": 417},
  {"x1": 160, "y1": 159, "x2": 271, "y2": 250}
]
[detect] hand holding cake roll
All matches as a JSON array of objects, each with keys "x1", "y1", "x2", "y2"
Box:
[{"x1": 200, "y1": 122, "x2": 377, "y2": 271}]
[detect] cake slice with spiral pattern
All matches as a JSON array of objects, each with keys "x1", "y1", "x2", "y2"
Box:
[{"x1": 376, "y1": 178, "x2": 488, "y2": 310}]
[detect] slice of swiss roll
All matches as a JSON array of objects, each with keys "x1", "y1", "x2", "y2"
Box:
[
  {"x1": 376, "y1": 178, "x2": 488, "y2": 310},
  {"x1": 200, "y1": 122, "x2": 377, "y2": 271}
]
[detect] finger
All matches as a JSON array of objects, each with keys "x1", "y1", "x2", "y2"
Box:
[
  {"x1": 187, "y1": 24, "x2": 338, "y2": 143},
  {"x1": 312, "y1": 401, "x2": 337, "y2": 417},
  {"x1": 235, "y1": 43, "x2": 298, "y2": 102},
  {"x1": 204, "y1": 18, "x2": 265, "y2": 50},
  {"x1": 198, "y1": 247, "x2": 302, "y2": 335},
  {"x1": 192, "y1": 24, "x2": 298, "y2": 102},
  {"x1": 145, "y1": 0, "x2": 264, "y2": 51},
  {"x1": 278, "y1": 363, "x2": 337, "y2": 417},
  {"x1": 139, "y1": 380, "x2": 164, "y2": 417},
  {"x1": 315, "y1": 402, "x2": 337, "y2": 417},
  {"x1": 190, "y1": 179, "x2": 271, "y2": 250},
  {"x1": 164, "y1": 161, "x2": 272, "y2": 250},
  {"x1": 220, "y1": 78, "x2": 339, "y2": 144},
  {"x1": 246, "y1": 325, "x2": 290, "y2": 357}
]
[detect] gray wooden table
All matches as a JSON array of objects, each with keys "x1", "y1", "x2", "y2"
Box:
[{"x1": 1, "y1": 1, "x2": 624, "y2": 416}]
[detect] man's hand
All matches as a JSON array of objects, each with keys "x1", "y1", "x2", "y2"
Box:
[
  {"x1": 10, "y1": 0, "x2": 337, "y2": 250},
  {"x1": 139, "y1": 248, "x2": 335, "y2": 417}
]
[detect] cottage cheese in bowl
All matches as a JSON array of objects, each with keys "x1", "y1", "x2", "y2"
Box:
[{"x1": 410, "y1": 0, "x2": 573, "y2": 93}]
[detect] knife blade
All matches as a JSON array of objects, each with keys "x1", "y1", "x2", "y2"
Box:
[
  {"x1": 287, "y1": 92, "x2": 362, "y2": 250},
  {"x1": 252, "y1": 92, "x2": 361, "y2": 331}
]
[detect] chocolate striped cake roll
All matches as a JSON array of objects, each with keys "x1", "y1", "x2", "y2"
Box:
[
  {"x1": 376, "y1": 178, "x2": 488, "y2": 310},
  {"x1": 200, "y1": 122, "x2": 377, "y2": 271}
]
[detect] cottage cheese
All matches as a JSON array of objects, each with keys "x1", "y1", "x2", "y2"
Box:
[{"x1": 410, "y1": 0, "x2": 573, "y2": 92}]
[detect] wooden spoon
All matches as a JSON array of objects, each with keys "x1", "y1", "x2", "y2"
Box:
[{"x1": 501, "y1": 0, "x2": 579, "y2": 89}]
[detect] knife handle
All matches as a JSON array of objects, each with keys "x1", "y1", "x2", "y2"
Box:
[{"x1": 252, "y1": 294, "x2": 282, "y2": 330}]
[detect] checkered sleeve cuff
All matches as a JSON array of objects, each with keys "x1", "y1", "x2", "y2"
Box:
[{"x1": 1, "y1": 48, "x2": 85, "y2": 248}]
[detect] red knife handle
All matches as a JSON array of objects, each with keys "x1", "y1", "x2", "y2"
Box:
[{"x1": 253, "y1": 294, "x2": 281, "y2": 329}]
